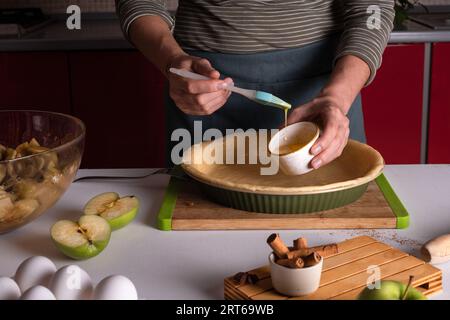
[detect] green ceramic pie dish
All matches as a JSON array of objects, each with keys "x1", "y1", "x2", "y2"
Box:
[
  {"x1": 196, "y1": 182, "x2": 369, "y2": 214},
  {"x1": 181, "y1": 132, "x2": 384, "y2": 214}
]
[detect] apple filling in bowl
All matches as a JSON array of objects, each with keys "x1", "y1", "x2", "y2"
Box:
[{"x1": 0, "y1": 138, "x2": 80, "y2": 232}]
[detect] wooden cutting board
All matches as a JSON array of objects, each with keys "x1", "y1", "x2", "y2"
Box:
[
  {"x1": 157, "y1": 174, "x2": 409, "y2": 231},
  {"x1": 224, "y1": 236, "x2": 442, "y2": 300}
]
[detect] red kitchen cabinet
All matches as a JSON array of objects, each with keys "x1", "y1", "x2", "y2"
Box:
[
  {"x1": 362, "y1": 44, "x2": 424, "y2": 164},
  {"x1": 428, "y1": 43, "x2": 450, "y2": 164},
  {"x1": 0, "y1": 52, "x2": 71, "y2": 113},
  {"x1": 69, "y1": 51, "x2": 165, "y2": 168}
]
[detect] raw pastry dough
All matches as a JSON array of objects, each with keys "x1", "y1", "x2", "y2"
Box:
[{"x1": 182, "y1": 132, "x2": 384, "y2": 195}]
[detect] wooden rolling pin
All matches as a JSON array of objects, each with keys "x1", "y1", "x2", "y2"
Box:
[{"x1": 421, "y1": 234, "x2": 450, "y2": 264}]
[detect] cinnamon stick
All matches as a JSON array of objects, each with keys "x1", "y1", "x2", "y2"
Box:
[
  {"x1": 233, "y1": 272, "x2": 259, "y2": 285},
  {"x1": 293, "y1": 237, "x2": 308, "y2": 250},
  {"x1": 303, "y1": 252, "x2": 321, "y2": 267},
  {"x1": 276, "y1": 257, "x2": 304, "y2": 269},
  {"x1": 314, "y1": 243, "x2": 338, "y2": 257},
  {"x1": 267, "y1": 233, "x2": 290, "y2": 259},
  {"x1": 286, "y1": 243, "x2": 338, "y2": 259}
]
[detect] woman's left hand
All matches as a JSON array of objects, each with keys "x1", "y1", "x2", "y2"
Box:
[{"x1": 286, "y1": 94, "x2": 350, "y2": 169}]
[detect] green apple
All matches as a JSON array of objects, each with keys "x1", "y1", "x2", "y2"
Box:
[
  {"x1": 83, "y1": 192, "x2": 139, "y2": 231},
  {"x1": 358, "y1": 279, "x2": 427, "y2": 300},
  {"x1": 50, "y1": 215, "x2": 111, "y2": 260}
]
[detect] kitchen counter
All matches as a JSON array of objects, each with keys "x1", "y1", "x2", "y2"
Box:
[
  {"x1": 0, "y1": 165, "x2": 449, "y2": 300},
  {"x1": 0, "y1": 16, "x2": 133, "y2": 51},
  {"x1": 0, "y1": 15, "x2": 450, "y2": 52},
  {"x1": 391, "y1": 19, "x2": 450, "y2": 43}
]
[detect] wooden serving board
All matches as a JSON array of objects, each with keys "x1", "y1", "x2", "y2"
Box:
[
  {"x1": 157, "y1": 174, "x2": 409, "y2": 230},
  {"x1": 224, "y1": 236, "x2": 442, "y2": 300}
]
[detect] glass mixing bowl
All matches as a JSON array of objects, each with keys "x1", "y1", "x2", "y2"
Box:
[{"x1": 0, "y1": 110, "x2": 85, "y2": 233}]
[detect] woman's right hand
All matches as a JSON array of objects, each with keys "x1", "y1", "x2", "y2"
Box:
[{"x1": 167, "y1": 54, "x2": 234, "y2": 115}]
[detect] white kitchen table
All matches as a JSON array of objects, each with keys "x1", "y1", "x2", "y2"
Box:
[{"x1": 1, "y1": 165, "x2": 449, "y2": 300}]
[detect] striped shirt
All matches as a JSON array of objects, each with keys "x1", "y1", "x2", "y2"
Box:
[{"x1": 116, "y1": 1, "x2": 395, "y2": 84}]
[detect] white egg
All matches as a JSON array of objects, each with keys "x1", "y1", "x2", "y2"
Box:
[
  {"x1": 20, "y1": 285, "x2": 56, "y2": 300},
  {"x1": 0, "y1": 277, "x2": 21, "y2": 300},
  {"x1": 50, "y1": 265, "x2": 93, "y2": 300},
  {"x1": 94, "y1": 275, "x2": 138, "y2": 300},
  {"x1": 14, "y1": 256, "x2": 57, "y2": 292}
]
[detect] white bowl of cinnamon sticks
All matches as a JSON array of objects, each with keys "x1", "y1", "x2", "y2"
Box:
[{"x1": 267, "y1": 233, "x2": 337, "y2": 297}]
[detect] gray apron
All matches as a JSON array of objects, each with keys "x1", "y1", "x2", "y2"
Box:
[{"x1": 165, "y1": 36, "x2": 366, "y2": 165}]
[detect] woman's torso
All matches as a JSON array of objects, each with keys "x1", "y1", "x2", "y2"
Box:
[{"x1": 173, "y1": 0, "x2": 345, "y2": 53}]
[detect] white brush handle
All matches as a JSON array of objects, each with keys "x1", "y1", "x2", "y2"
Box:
[
  {"x1": 169, "y1": 68, "x2": 209, "y2": 81},
  {"x1": 228, "y1": 86, "x2": 256, "y2": 99},
  {"x1": 169, "y1": 68, "x2": 256, "y2": 100}
]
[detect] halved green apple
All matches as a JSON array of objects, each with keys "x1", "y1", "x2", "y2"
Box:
[
  {"x1": 50, "y1": 215, "x2": 111, "y2": 260},
  {"x1": 83, "y1": 192, "x2": 139, "y2": 231}
]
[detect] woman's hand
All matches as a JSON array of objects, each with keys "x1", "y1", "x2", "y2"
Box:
[
  {"x1": 286, "y1": 95, "x2": 350, "y2": 169},
  {"x1": 128, "y1": 16, "x2": 233, "y2": 116},
  {"x1": 285, "y1": 55, "x2": 370, "y2": 169},
  {"x1": 167, "y1": 54, "x2": 234, "y2": 115}
]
